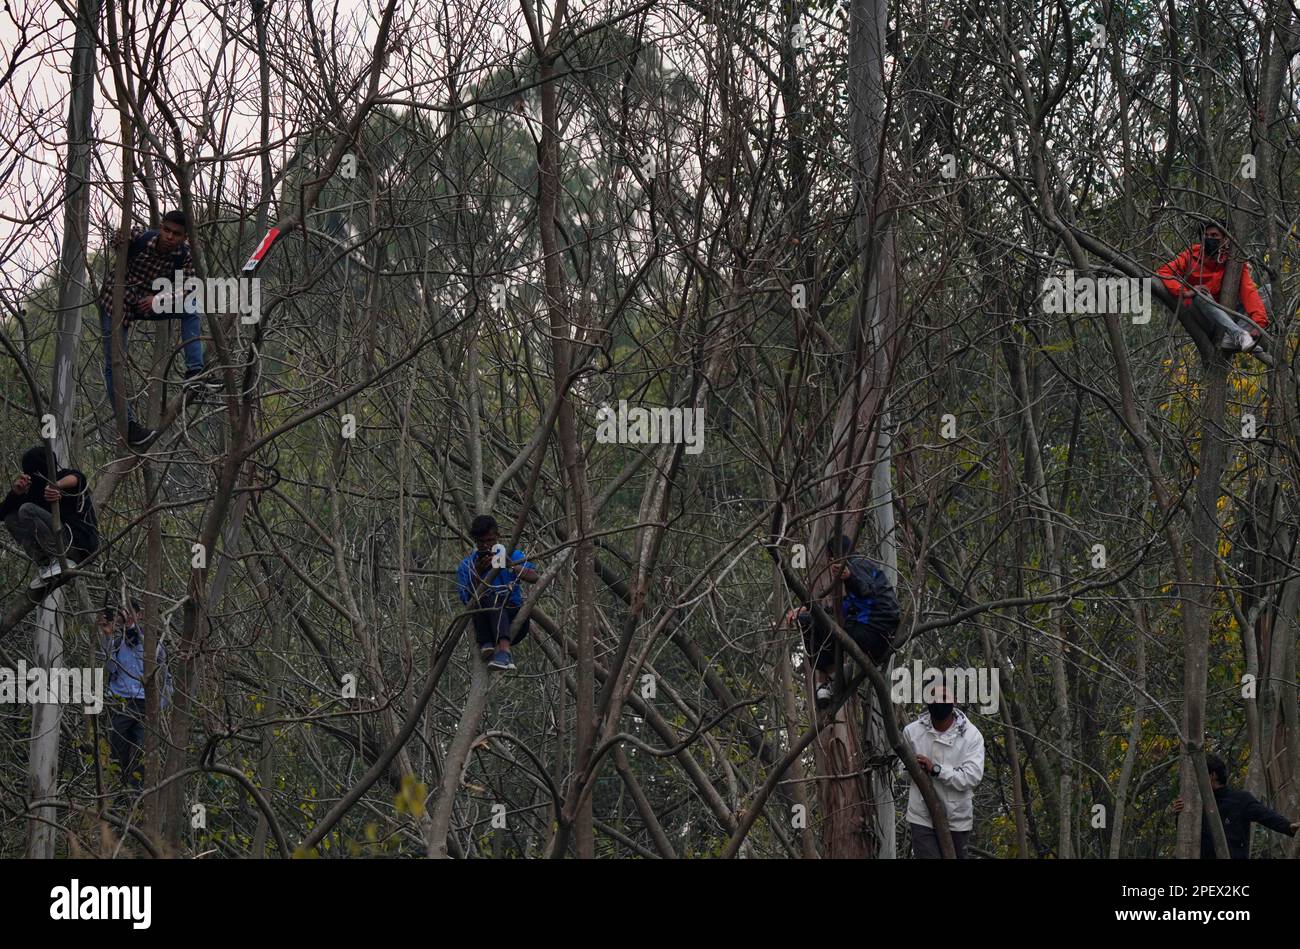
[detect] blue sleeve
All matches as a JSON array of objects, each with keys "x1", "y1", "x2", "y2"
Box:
[
  {"x1": 456, "y1": 558, "x2": 471, "y2": 604},
  {"x1": 102, "y1": 634, "x2": 124, "y2": 683},
  {"x1": 511, "y1": 550, "x2": 535, "y2": 572}
]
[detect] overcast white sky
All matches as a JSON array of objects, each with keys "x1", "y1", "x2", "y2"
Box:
[
  {"x1": 0, "y1": 0, "x2": 418, "y2": 285},
  {"x1": 0, "y1": 0, "x2": 790, "y2": 298}
]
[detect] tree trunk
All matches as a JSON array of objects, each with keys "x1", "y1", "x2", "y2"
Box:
[
  {"x1": 26, "y1": 589, "x2": 66, "y2": 857},
  {"x1": 25, "y1": 0, "x2": 100, "y2": 861},
  {"x1": 803, "y1": 0, "x2": 899, "y2": 863},
  {"x1": 1109, "y1": 602, "x2": 1147, "y2": 858},
  {"x1": 534, "y1": 18, "x2": 597, "y2": 856},
  {"x1": 1175, "y1": 353, "x2": 1231, "y2": 859},
  {"x1": 866, "y1": 227, "x2": 899, "y2": 859},
  {"x1": 427, "y1": 653, "x2": 490, "y2": 858}
]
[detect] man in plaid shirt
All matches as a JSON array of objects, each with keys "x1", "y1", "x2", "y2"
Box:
[{"x1": 99, "y1": 210, "x2": 215, "y2": 446}]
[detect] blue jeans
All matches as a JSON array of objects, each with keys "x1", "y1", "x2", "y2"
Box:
[
  {"x1": 100, "y1": 302, "x2": 204, "y2": 421},
  {"x1": 1188, "y1": 296, "x2": 1260, "y2": 349}
]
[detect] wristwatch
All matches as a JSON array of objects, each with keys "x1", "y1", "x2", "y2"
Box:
[{"x1": 929, "y1": 762, "x2": 941, "y2": 777}]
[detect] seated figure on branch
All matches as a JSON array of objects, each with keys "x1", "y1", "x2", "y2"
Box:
[
  {"x1": 456, "y1": 515, "x2": 539, "y2": 673},
  {"x1": 1157, "y1": 220, "x2": 1269, "y2": 354},
  {"x1": 0, "y1": 444, "x2": 98, "y2": 590}
]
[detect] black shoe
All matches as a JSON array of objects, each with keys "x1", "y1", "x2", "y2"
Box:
[
  {"x1": 183, "y1": 367, "x2": 222, "y2": 391},
  {"x1": 127, "y1": 421, "x2": 156, "y2": 448}
]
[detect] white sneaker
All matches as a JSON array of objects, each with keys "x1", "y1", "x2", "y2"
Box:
[
  {"x1": 815, "y1": 683, "x2": 834, "y2": 708},
  {"x1": 30, "y1": 561, "x2": 63, "y2": 589},
  {"x1": 1239, "y1": 332, "x2": 1256, "y2": 352}
]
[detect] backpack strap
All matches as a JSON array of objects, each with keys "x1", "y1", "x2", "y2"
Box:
[{"x1": 127, "y1": 229, "x2": 157, "y2": 261}]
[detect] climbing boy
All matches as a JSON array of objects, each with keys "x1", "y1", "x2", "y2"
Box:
[
  {"x1": 456, "y1": 515, "x2": 539, "y2": 672},
  {"x1": 99, "y1": 209, "x2": 218, "y2": 448},
  {"x1": 786, "y1": 534, "x2": 901, "y2": 707}
]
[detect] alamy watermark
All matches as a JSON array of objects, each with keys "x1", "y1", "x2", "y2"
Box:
[
  {"x1": 1041, "y1": 270, "x2": 1152, "y2": 324},
  {"x1": 50, "y1": 879, "x2": 151, "y2": 929},
  {"x1": 0, "y1": 662, "x2": 103, "y2": 714},
  {"x1": 890, "y1": 660, "x2": 999, "y2": 714},
  {"x1": 150, "y1": 270, "x2": 262, "y2": 323},
  {"x1": 595, "y1": 400, "x2": 705, "y2": 455}
]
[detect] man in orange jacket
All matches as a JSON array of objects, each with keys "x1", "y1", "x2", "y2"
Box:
[{"x1": 1157, "y1": 220, "x2": 1269, "y2": 353}]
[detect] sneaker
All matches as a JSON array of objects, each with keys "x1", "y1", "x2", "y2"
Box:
[
  {"x1": 1238, "y1": 332, "x2": 1257, "y2": 352},
  {"x1": 479, "y1": 644, "x2": 496, "y2": 660},
  {"x1": 487, "y1": 650, "x2": 516, "y2": 672},
  {"x1": 29, "y1": 561, "x2": 64, "y2": 590},
  {"x1": 1218, "y1": 332, "x2": 1241, "y2": 351},
  {"x1": 127, "y1": 421, "x2": 156, "y2": 448},
  {"x1": 815, "y1": 682, "x2": 834, "y2": 708}
]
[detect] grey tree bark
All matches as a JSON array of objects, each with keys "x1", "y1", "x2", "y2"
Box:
[{"x1": 26, "y1": 0, "x2": 100, "y2": 860}]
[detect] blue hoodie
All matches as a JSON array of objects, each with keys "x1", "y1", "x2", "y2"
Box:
[{"x1": 457, "y1": 549, "x2": 535, "y2": 609}]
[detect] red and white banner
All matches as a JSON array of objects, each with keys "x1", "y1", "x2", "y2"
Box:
[{"x1": 241, "y1": 227, "x2": 281, "y2": 274}]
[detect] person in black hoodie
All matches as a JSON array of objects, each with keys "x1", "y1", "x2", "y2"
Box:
[
  {"x1": 1173, "y1": 754, "x2": 1299, "y2": 858},
  {"x1": 0, "y1": 445, "x2": 99, "y2": 589}
]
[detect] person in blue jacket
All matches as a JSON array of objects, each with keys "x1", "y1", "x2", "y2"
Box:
[
  {"x1": 786, "y1": 535, "x2": 900, "y2": 708},
  {"x1": 98, "y1": 598, "x2": 172, "y2": 791},
  {"x1": 456, "y1": 515, "x2": 538, "y2": 672}
]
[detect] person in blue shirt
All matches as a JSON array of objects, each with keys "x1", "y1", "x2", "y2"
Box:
[
  {"x1": 456, "y1": 515, "x2": 538, "y2": 672},
  {"x1": 97, "y1": 598, "x2": 172, "y2": 790}
]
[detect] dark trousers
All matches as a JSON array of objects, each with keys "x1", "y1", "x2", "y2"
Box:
[
  {"x1": 801, "y1": 615, "x2": 893, "y2": 670},
  {"x1": 472, "y1": 605, "x2": 530, "y2": 648},
  {"x1": 108, "y1": 697, "x2": 147, "y2": 790},
  {"x1": 909, "y1": 822, "x2": 971, "y2": 859},
  {"x1": 4, "y1": 503, "x2": 94, "y2": 565}
]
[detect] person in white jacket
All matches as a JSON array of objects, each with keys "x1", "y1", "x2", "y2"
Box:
[{"x1": 901, "y1": 688, "x2": 985, "y2": 858}]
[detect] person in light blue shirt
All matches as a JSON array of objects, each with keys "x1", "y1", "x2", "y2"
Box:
[
  {"x1": 98, "y1": 598, "x2": 171, "y2": 790},
  {"x1": 456, "y1": 515, "x2": 538, "y2": 672}
]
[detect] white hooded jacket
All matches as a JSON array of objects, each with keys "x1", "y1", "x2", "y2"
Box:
[{"x1": 901, "y1": 709, "x2": 985, "y2": 832}]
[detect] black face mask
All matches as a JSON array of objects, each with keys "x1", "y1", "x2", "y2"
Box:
[
  {"x1": 927, "y1": 703, "x2": 954, "y2": 722},
  {"x1": 1203, "y1": 237, "x2": 1221, "y2": 256}
]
